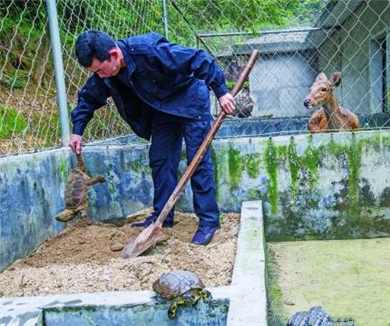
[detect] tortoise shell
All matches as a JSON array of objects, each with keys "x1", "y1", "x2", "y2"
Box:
[
  {"x1": 152, "y1": 270, "x2": 205, "y2": 300},
  {"x1": 64, "y1": 169, "x2": 89, "y2": 209}
]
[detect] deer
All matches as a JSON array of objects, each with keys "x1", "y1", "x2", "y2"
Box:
[{"x1": 304, "y1": 72, "x2": 360, "y2": 132}]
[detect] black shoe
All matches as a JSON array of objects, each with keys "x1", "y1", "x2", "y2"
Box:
[
  {"x1": 131, "y1": 216, "x2": 173, "y2": 228},
  {"x1": 191, "y1": 225, "x2": 220, "y2": 245}
]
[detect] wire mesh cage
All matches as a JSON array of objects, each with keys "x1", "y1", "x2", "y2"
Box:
[{"x1": 0, "y1": 0, "x2": 389, "y2": 156}]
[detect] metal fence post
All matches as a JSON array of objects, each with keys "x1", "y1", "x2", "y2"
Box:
[
  {"x1": 46, "y1": 0, "x2": 70, "y2": 146},
  {"x1": 162, "y1": 0, "x2": 169, "y2": 40}
]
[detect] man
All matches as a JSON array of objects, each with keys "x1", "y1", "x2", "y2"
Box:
[{"x1": 69, "y1": 30, "x2": 235, "y2": 245}]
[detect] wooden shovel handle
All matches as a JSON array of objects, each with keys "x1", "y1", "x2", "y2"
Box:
[{"x1": 156, "y1": 50, "x2": 260, "y2": 225}]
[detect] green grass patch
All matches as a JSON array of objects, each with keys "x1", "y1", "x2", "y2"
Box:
[
  {"x1": 0, "y1": 104, "x2": 27, "y2": 138},
  {"x1": 267, "y1": 239, "x2": 390, "y2": 326}
]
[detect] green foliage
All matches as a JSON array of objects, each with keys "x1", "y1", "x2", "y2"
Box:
[
  {"x1": 0, "y1": 104, "x2": 27, "y2": 138},
  {"x1": 0, "y1": 69, "x2": 28, "y2": 88},
  {"x1": 1, "y1": 75, "x2": 25, "y2": 88},
  {"x1": 0, "y1": 0, "x2": 325, "y2": 149},
  {"x1": 225, "y1": 80, "x2": 249, "y2": 90},
  {"x1": 169, "y1": 0, "x2": 325, "y2": 46}
]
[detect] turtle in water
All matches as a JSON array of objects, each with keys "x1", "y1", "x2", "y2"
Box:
[
  {"x1": 152, "y1": 270, "x2": 212, "y2": 319},
  {"x1": 55, "y1": 153, "x2": 105, "y2": 223}
]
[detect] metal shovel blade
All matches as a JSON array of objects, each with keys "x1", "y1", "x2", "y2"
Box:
[{"x1": 121, "y1": 222, "x2": 164, "y2": 258}]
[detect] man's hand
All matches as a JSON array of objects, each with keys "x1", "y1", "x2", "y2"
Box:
[
  {"x1": 69, "y1": 134, "x2": 83, "y2": 154},
  {"x1": 218, "y1": 93, "x2": 235, "y2": 115}
]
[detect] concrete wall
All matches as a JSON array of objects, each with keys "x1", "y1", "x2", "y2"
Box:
[
  {"x1": 42, "y1": 300, "x2": 229, "y2": 326},
  {"x1": 249, "y1": 51, "x2": 316, "y2": 118},
  {"x1": 2, "y1": 129, "x2": 390, "y2": 271},
  {"x1": 0, "y1": 145, "x2": 154, "y2": 272},
  {"x1": 211, "y1": 130, "x2": 390, "y2": 241},
  {"x1": 318, "y1": 1, "x2": 390, "y2": 115}
]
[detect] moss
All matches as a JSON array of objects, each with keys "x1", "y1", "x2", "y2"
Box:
[
  {"x1": 107, "y1": 168, "x2": 117, "y2": 195},
  {"x1": 57, "y1": 156, "x2": 68, "y2": 180},
  {"x1": 219, "y1": 300, "x2": 230, "y2": 314},
  {"x1": 245, "y1": 153, "x2": 261, "y2": 179},
  {"x1": 128, "y1": 159, "x2": 143, "y2": 173},
  {"x1": 287, "y1": 137, "x2": 299, "y2": 199},
  {"x1": 265, "y1": 245, "x2": 287, "y2": 326},
  {"x1": 247, "y1": 188, "x2": 261, "y2": 200},
  {"x1": 347, "y1": 134, "x2": 362, "y2": 217},
  {"x1": 265, "y1": 138, "x2": 278, "y2": 215},
  {"x1": 262, "y1": 132, "x2": 390, "y2": 241},
  {"x1": 0, "y1": 104, "x2": 27, "y2": 138},
  {"x1": 301, "y1": 136, "x2": 319, "y2": 185},
  {"x1": 327, "y1": 134, "x2": 343, "y2": 156},
  {"x1": 228, "y1": 144, "x2": 243, "y2": 188}
]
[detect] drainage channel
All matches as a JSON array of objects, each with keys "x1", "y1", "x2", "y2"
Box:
[{"x1": 0, "y1": 201, "x2": 266, "y2": 326}]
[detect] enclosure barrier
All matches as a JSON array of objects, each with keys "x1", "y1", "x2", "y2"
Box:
[{"x1": 0, "y1": 0, "x2": 389, "y2": 156}]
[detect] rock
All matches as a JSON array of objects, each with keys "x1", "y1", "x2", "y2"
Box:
[{"x1": 111, "y1": 243, "x2": 124, "y2": 252}]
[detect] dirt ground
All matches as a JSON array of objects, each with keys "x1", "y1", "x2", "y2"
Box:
[
  {"x1": 268, "y1": 238, "x2": 390, "y2": 326},
  {"x1": 0, "y1": 212, "x2": 239, "y2": 298}
]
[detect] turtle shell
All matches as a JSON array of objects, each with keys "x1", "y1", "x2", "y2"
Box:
[
  {"x1": 64, "y1": 169, "x2": 89, "y2": 209},
  {"x1": 152, "y1": 270, "x2": 205, "y2": 300}
]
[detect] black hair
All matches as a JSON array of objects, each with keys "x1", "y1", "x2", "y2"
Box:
[{"x1": 75, "y1": 30, "x2": 116, "y2": 67}]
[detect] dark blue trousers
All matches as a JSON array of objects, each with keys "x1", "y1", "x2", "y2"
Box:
[{"x1": 149, "y1": 111, "x2": 220, "y2": 228}]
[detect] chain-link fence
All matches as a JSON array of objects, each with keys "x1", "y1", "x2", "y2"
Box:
[{"x1": 0, "y1": 0, "x2": 389, "y2": 156}]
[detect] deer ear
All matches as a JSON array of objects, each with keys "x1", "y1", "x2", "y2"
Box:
[
  {"x1": 330, "y1": 72, "x2": 341, "y2": 88},
  {"x1": 316, "y1": 72, "x2": 328, "y2": 82}
]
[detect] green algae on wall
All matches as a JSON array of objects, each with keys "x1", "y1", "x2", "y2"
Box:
[
  {"x1": 245, "y1": 153, "x2": 261, "y2": 179},
  {"x1": 264, "y1": 136, "x2": 321, "y2": 221},
  {"x1": 346, "y1": 134, "x2": 362, "y2": 217},
  {"x1": 247, "y1": 188, "x2": 262, "y2": 201},
  {"x1": 287, "y1": 138, "x2": 299, "y2": 200},
  {"x1": 127, "y1": 159, "x2": 143, "y2": 173},
  {"x1": 182, "y1": 132, "x2": 390, "y2": 240},
  {"x1": 57, "y1": 155, "x2": 69, "y2": 181},
  {"x1": 265, "y1": 138, "x2": 278, "y2": 215},
  {"x1": 301, "y1": 136, "x2": 320, "y2": 185},
  {"x1": 228, "y1": 144, "x2": 244, "y2": 188},
  {"x1": 265, "y1": 132, "x2": 390, "y2": 241}
]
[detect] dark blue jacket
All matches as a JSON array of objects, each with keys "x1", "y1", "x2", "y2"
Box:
[{"x1": 71, "y1": 32, "x2": 229, "y2": 140}]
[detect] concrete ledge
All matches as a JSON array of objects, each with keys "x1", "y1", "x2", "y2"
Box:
[
  {"x1": 227, "y1": 200, "x2": 267, "y2": 326},
  {"x1": 0, "y1": 201, "x2": 266, "y2": 326}
]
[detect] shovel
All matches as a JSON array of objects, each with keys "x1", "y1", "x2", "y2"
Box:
[{"x1": 121, "y1": 50, "x2": 260, "y2": 259}]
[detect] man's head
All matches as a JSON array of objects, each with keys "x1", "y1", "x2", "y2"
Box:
[{"x1": 75, "y1": 30, "x2": 124, "y2": 78}]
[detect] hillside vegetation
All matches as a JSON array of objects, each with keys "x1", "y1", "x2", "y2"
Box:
[{"x1": 0, "y1": 0, "x2": 323, "y2": 154}]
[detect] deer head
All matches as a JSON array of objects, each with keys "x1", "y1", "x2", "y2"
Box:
[{"x1": 304, "y1": 72, "x2": 341, "y2": 109}]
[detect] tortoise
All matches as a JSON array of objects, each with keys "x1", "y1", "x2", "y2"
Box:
[
  {"x1": 152, "y1": 270, "x2": 212, "y2": 319},
  {"x1": 55, "y1": 153, "x2": 105, "y2": 223},
  {"x1": 234, "y1": 87, "x2": 254, "y2": 118}
]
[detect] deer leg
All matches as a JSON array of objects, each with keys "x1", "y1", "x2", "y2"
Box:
[{"x1": 86, "y1": 176, "x2": 105, "y2": 186}]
